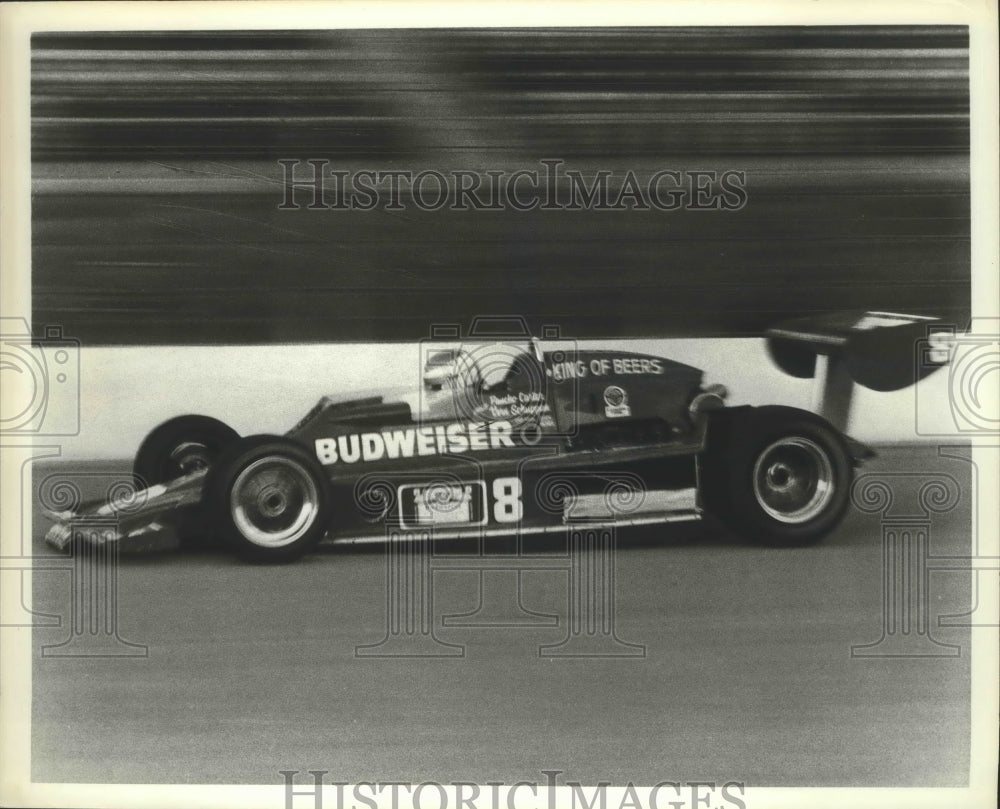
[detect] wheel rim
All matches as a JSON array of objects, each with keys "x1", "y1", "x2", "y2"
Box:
[
  {"x1": 229, "y1": 457, "x2": 320, "y2": 548},
  {"x1": 751, "y1": 437, "x2": 834, "y2": 524}
]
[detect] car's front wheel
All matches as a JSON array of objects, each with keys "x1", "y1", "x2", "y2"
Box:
[
  {"x1": 132, "y1": 414, "x2": 240, "y2": 488},
  {"x1": 206, "y1": 435, "x2": 331, "y2": 563},
  {"x1": 702, "y1": 406, "x2": 853, "y2": 546}
]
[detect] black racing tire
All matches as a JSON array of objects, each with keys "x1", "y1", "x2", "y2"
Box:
[
  {"x1": 132, "y1": 414, "x2": 240, "y2": 488},
  {"x1": 701, "y1": 406, "x2": 853, "y2": 547},
  {"x1": 206, "y1": 435, "x2": 331, "y2": 563}
]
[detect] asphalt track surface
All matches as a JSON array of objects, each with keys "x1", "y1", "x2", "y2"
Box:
[{"x1": 30, "y1": 445, "x2": 971, "y2": 786}]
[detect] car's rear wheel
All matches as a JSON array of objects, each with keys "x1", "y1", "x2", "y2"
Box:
[
  {"x1": 133, "y1": 414, "x2": 240, "y2": 488},
  {"x1": 701, "y1": 406, "x2": 852, "y2": 546},
  {"x1": 207, "y1": 435, "x2": 331, "y2": 563}
]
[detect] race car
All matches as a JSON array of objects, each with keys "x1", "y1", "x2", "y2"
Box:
[{"x1": 44, "y1": 312, "x2": 949, "y2": 563}]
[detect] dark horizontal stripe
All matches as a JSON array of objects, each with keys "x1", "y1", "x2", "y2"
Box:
[
  {"x1": 31, "y1": 27, "x2": 969, "y2": 161},
  {"x1": 30, "y1": 26, "x2": 970, "y2": 49}
]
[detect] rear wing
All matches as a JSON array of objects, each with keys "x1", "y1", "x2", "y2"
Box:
[{"x1": 766, "y1": 311, "x2": 952, "y2": 431}]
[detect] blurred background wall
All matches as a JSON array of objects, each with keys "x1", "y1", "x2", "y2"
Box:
[
  {"x1": 31, "y1": 27, "x2": 970, "y2": 343},
  {"x1": 37, "y1": 339, "x2": 955, "y2": 458}
]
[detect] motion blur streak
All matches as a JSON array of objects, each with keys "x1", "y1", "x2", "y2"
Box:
[{"x1": 31, "y1": 27, "x2": 969, "y2": 344}]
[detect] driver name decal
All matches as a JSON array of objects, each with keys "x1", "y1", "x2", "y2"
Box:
[
  {"x1": 485, "y1": 390, "x2": 549, "y2": 420},
  {"x1": 315, "y1": 420, "x2": 516, "y2": 465}
]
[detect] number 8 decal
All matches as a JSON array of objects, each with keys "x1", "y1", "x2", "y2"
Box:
[{"x1": 492, "y1": 477, "x2": 523, "y2": 523}]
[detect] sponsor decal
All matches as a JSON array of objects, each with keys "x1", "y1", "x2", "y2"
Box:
[
  {"x1": 314, "y1": 420, "x2": 517, "y2": 465},
  {"x1": 549, "y1": 356, "x2": 664, "y2": 381},
  {"x1": 604, "y1": 385, "x2": 631, "y2": 418},
  {"x1": 407, "y1": 482, "x2": 485, "y2": 526}
]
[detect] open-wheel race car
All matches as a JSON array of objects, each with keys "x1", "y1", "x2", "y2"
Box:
[{"x1": 45, "y1": 312, "x2": 949, "y2": 562}]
